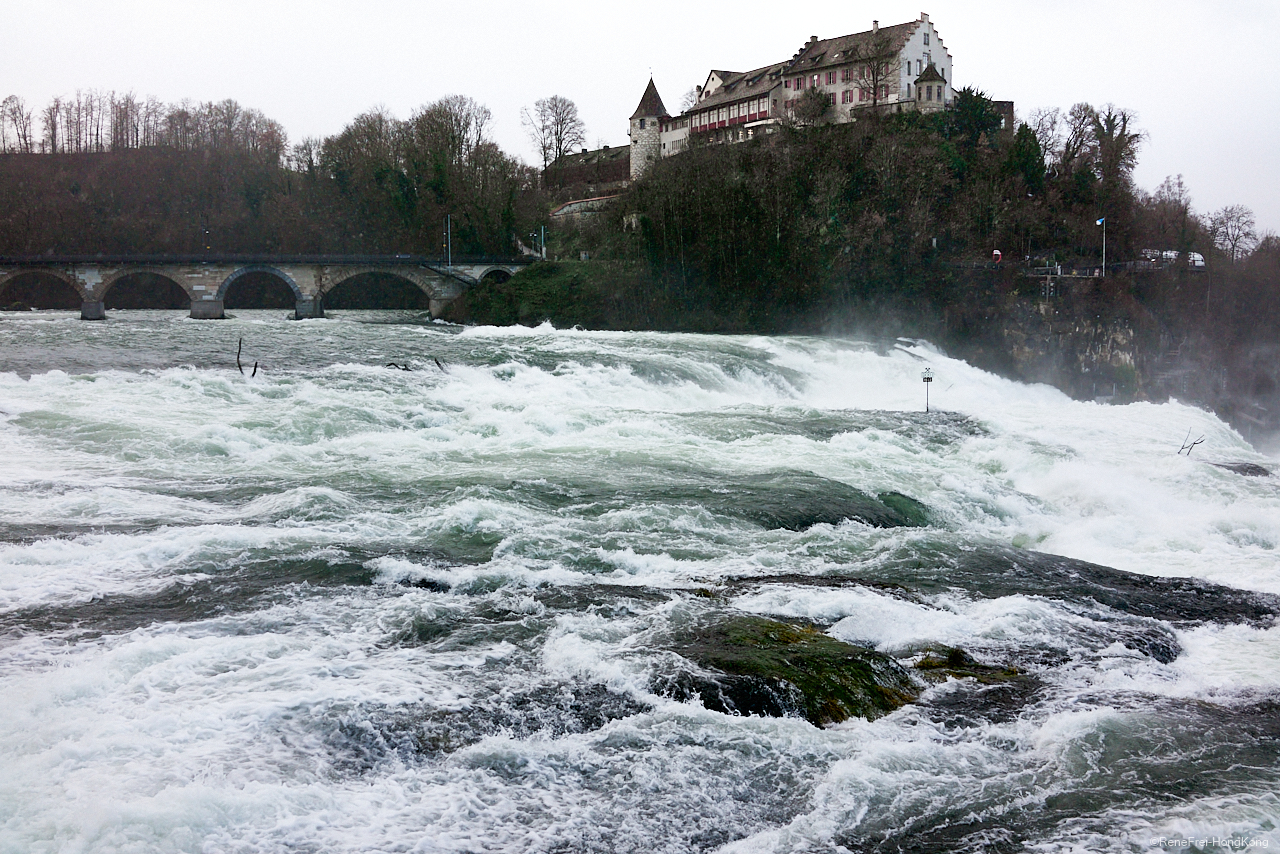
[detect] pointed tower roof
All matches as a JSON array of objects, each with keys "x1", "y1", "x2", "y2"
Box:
[
  {"x1": 914, "y1": 62, "x2": 946, "y2": 85},
  {"x1": 630, "y1": 78, "x2": 670, "y2": 120}
]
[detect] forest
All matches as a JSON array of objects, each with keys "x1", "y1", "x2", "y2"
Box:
[{"x1": 0, "y1": 91, "x2": 540, "y2": 257}]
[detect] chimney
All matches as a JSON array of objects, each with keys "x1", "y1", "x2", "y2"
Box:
[
  {"x1": 809, "y1": 35, "x2": 818, "y2": 44},
  {"x1": 582, "y1": 147, "x2": 588, "y2": 154},
  {"x1": 920, "y1": 12, "x2": 929, "y2": 22},
  {"x1": 872, "y1": 20, "x2": 879, "y2": 33}
]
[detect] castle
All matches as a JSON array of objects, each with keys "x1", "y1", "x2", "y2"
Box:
[
  {"x1": 630, "y1": 13, "x2": 953, "y2": 179},
  {"x1": 550, "y1": 13, "x2": 967, "y2": 204}
]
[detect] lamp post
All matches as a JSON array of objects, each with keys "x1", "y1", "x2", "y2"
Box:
[
  {"x1": 1096, "y1": 216, "x2": 1106, "y2": 277},
  {"x1": 922, "y1": 368, "x2": 933, "y2": 413}
]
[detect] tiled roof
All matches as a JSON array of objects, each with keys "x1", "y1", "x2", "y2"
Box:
[
  {"x1": 789, "y1": 21, "x2": 918, "y2": 72},
  {"x1": 630, "y1": 78, "x2": 670, "y2": 119},
  {"x1": 688, "y1": 63, "x2": 788, "y2": 113},
  {"x1": 681, "y1": 19, "x2": 923, "y2": 116},
  {"x1": 552, "y1": 145, "x2": 629, "y2": 168}
]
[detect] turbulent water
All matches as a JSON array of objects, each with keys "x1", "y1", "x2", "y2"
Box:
[{"x1": 2, "y1": 309, "x2": 1279, "y2": 853}]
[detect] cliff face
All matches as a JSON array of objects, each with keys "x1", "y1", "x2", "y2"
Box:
[
  {"x1": 940, "y1": 271, "x2": 1278, "y2": 447},
  {"x1": 943, "y1": 273, "x2": 1159, "y2": 404}
]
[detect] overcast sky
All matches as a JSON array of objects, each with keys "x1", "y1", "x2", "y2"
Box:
[{"x1": 4, "y1": 0, "x2": 1277, "y2": 234}]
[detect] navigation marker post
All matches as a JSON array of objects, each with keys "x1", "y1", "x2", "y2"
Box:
[
  {"x1": 922, "y1": 368, "x2": 933, "y2": 412},
  {"x1": 1096, "y1": 216, "x2": 1106, "y2": 277}
]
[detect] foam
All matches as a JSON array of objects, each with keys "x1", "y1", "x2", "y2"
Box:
[{"x1": 4, "y1": 317, "x2": 1280, "y2": 850}]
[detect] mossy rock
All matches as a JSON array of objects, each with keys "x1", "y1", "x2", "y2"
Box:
[
  {"x1": 664, "y1": 615, "x2": 920, "y2": 725},
  {"x1": 913, "y1": 646, "x2": 1022, "y2": 685}
]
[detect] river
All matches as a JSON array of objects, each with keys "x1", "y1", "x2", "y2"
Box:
[{"x1": 2, "y1": 310, "x2": 1278, "y2": 853}]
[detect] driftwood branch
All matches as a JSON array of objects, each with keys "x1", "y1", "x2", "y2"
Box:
[
  {"x1": 1179, "y1": 428, "x2": 1206, "y2": 456},
  {"x1": 237, "y1": 338, "x2": 260, "y2": 377}
]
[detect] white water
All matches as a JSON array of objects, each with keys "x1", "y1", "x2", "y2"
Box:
[{"x1": 1, "y1": 311, "x2": 1277, "y2": 852}]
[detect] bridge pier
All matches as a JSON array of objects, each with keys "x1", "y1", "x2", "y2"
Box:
[
  {"x1": 190, "y1": 298, "x2": 224, "y2": 319},
  {"x1": 294, "y1": 296, "x2": 324, "y2": 320},
  {"x1": 80, "y1": 300, "x2": 106, "y2": 321}
]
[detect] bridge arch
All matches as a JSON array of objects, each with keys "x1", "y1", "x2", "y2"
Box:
[
  {"x1": 475, "y1": 266, "x2": 513, "y2": 285},
  {"x1": 98, "y1": 269, "x2": 193, "y2": 309},
  {"x1": 217, "y1": 265, "x2": 304, "y2": 303},
  {"x1": 0, "y1": 268, "x2": 86, "y2": 309},
  {"x1": 320, "y1": 268, "x2": 440, "y2": 309}
]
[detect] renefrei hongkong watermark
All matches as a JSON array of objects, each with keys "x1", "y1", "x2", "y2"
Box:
[{"x1": 1150, "y1": 836, "x2": 1270, "y2": 850}]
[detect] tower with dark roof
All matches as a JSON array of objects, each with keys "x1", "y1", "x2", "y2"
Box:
[
  {"x1": 629, "y1": 78, "x2": 669, "y2": 180},
  {"x1": 913, "y1": 62, "x2": 948, "y2": 113}
]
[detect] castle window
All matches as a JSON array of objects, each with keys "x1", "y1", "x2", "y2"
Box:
[
  {"x1": 785, "y1": 79, "x2": 791, "y2": 89},
  {"x1": 828, "y1": 93, "x2": 836, "y2": 105},
  {"x1": 639, "y1": 118, "x2": 646, "y2": 129},
  {"x1": 926, "y1": 85, "x2": 932, "y2": 101},
  {"x1": 826, "y1": 71, "x2": 836, "y2": 85},
  {"x1": 924, "y1": 31, "x2": 930, "y2": 45}
]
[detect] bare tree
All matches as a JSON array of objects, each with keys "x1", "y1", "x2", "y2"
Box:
[
  {"x1": 1210, "y1": 205, "x2": 1257, "y2": 262},
  {"x1": 1027, "y1": 107, "x2": 1062, "y2": 171},
  {"x1": 1142, "y1": 175, "x2": 1196, "y2": 251},
  {"x1": 1057, "y1": 102, "x2": 1096, "y2": 176},
  {"x1": 849, "y1": 29, "x2": 898, "y2": 110},
  {"x1": 409, "y1": 95, "x2": 491, "y2": 166},
  {"x1": 680, "y1": 87, "x2": 699, "y2": 111},
  {"x1": 41, "y1": 97, "x2": 62, "y2": 153},
  {"x1": 1, "y1": 95, "x2": 35, "y2": 152},
  {"x1": 521, "y1": 95, "x2": 585, "y2": 170}
]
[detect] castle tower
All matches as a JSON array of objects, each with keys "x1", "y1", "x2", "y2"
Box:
[
  {"x1": 629, "y1": 78, "x2": 669, "y2": 181},
  {"x1": 913, "y1": 62, "x2": 948, "y2": 113}
]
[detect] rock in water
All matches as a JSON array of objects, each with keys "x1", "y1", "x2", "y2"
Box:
[
  {"x1": 664, "y1": 615, "x2": 920, "y2": 725},
  {"x1": 1212, "y1": 462, "x2": 1271, "y2": 477},
  {"x1": 730, "y1": 473, "x2": 931, "y2": 530}
]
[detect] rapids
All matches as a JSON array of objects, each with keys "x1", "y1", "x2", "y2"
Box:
[{"x1": 1, "y1": 309, "x2": 1277, "y2": 853}]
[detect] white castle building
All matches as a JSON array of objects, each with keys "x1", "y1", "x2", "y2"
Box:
[{"x1": 628, "y1": 13, "x2": 953, "y2": 180}]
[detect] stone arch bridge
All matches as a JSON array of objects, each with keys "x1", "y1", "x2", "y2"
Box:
[{"x1": 0, "y1": 254, "x2": 534, "y2": 319}]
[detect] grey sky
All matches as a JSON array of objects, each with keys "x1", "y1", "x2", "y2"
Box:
[{"x1": 4, "y1": 0, "x2": 1277, "y2": 234}]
